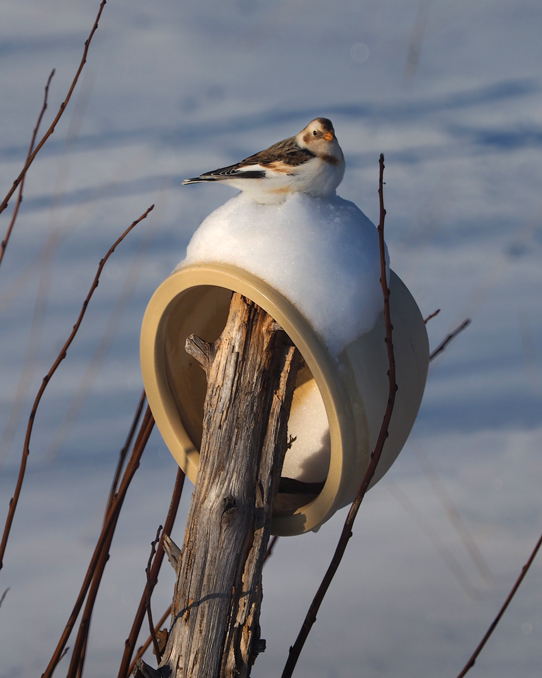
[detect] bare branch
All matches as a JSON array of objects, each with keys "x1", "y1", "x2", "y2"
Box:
[
  {"x1": 107, "y1": 390, "x2": 147, "y2": 514},
  {"x1": 281, "y1": 153, "x2": 398, "y2": 678},
  {"x1": 0, "y1": 1, "x2": 107, "y2": 217},
  {"x1": 146, "y1": 527, "x2": 165, "y2": 662},
  {"x1": 456, "y1": 530, "x2": 542, "y2": 678},
  {"x1": 0, "y1": 69, "x2": 55, "y2": 268},
  {"x1": 424, "y1": 308, "x2": 440, "y2": 324},
  {"x1": 430, "y1": 319, "x2": 471, "y2": 362},
  {"x1": 0, "y1": 204, "x2": 154, "y2": 572},
  {"x1": 43, "y1": 406, "x2": 155, "y2": 678},
  {"x1": 263, "y1": 536, "x2": 279, "y2": 564},
  {"x1": 118, "y1": 468, "x2": 186, "y2": 678},
  {"x1": 128, "y1": 606, "x2": 173, "y2": 676},
  {"x1": 0, "y1": 588, "x2": 9, "y2": 610}
]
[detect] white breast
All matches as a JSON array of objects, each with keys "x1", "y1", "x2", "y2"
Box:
[{"x1": 224, "y1": 156, "x2": 345, "y2": 204}]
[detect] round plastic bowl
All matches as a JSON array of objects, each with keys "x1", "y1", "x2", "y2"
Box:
[{"x1": 140, "y1": 262, "x2": 429, "y2": 536}]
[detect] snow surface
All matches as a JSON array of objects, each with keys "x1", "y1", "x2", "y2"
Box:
[{"x1": 179, "y1": 191, "x2": 388, "y2": 356}]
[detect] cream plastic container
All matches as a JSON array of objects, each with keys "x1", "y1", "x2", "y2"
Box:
[{"x1": 140, "y1": 261, "x2": 429, "y2": 536}]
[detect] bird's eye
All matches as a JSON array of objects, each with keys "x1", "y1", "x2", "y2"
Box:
[{"x1": 313, "y1": 130, "x2": 318, "y2": 136}]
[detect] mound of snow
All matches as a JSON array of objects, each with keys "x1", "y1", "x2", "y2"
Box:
[{"x1": 179, "y1": 191, "x2": 388, "y2": 355}]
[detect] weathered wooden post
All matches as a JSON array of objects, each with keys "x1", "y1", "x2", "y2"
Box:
[
  {"x1": 135, "y1": 293, "x2": 301, "y2": 678},
  {"x1": 164, "y1": 294, "x2": 300, "y2": 677}
]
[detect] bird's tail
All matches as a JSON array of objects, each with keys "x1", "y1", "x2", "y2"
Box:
[{"x1": 182, "y1": 176, "x2": 220, "y2": 185}]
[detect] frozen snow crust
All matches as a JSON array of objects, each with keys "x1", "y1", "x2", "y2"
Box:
[{"x1": 179, "y1": 191, "x2": 388, "y2": 355}]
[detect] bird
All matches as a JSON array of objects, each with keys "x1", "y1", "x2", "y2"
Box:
[{"x1": 182, "y1": 118, "x2": 345, "y2": 204}]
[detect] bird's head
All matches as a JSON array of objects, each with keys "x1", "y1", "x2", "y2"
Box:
[{"x1": 297, "y1": 118, "x2": 343, "y2": 162}]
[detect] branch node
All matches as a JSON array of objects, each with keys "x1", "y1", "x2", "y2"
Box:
[
  {"x1": 185, "y1": 334, "x2": 214, "y2": 374},
  {"x1": 162, "y1": 533, "x2": 181, "y2": 571}
]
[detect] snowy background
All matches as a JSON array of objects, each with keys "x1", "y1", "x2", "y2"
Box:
[{"x1": 1, "y1": 0, "x2": 542, "y2": 676}]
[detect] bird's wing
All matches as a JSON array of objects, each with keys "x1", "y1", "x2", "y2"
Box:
[
  {"x1": 239, "y1": 136, "x2": 316, "y2": 169},
  {"x1": 183, "y1": 136, "x2": 316, "y2": 184}
]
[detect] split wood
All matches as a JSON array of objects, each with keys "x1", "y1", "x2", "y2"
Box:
[{"x1": 135, "y1": 292, "x2": 302, "y2": 678}]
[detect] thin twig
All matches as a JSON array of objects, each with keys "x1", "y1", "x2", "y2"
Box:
[
  {"x1": 387, "y1": 482, "x2": 483, "y2": 601},
  {"x1": 58, "y1": 647, "x2": 70, "y2": 664},
  {"x1": 145, "y1": 527, "x2": 164, "y2": 661},
  {"x1": 128, "y1": 606, "x2": 172, "y2": 675},
  {"x1": 0, "y1": 587, "x2": 9, "y2": 609},
  {"x1": 74, "y1": 633, "x2": 89, "y2": 678},
  {"x1": 66, "y1": 404, "x2": 154, "y2": 678},
  {"x1": 456, "y1": 530, "x2": 542, "y2": 678},
  {"x1": 0, "y1": 1, "x2": 107, "y2": 218},
  {"x1": 281, "y1": 154, "x2": 397, "y2": 678},
  {"x1": 64, "y1": 393, "x2": 148, "y2": 677},
  {"x1": 107, "y1": 389, "x2": 147, "y2": 514},
  {"x1": 264, "y1": 535, "x2": 279, "y2": 564},
  {"x1": 0, "y1": 204, "x2": 154, "y2": 571},
  {"x1": 403, "y1": 0, "x2": 433, "y2": 90},
  {"x1": 118, "y1": 468, "x2": 186, "y2": 678},
  {"x1": 412, "y1": 444, "x2": 493, "y2": 585},
  {"x1": 430, "y1": 318, "x2": 471, "y2": 361},
  {"x1": 0, "y1": 69, "x2": 55, "y2": 268},
  {"x1": 424, "y1": 308, "x2": 440, "y2": 324},
  {"x1": 43, "y1": 407, "x2": 155, "y2": 678}
]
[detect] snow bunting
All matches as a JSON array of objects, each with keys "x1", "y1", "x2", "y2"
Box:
[{"x1": 182, "y1": 118, "x2": 345, "y2": 204}]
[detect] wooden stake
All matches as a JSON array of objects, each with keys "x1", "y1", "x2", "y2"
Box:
[{"x1": 136, "y1": 292, "x2": 301, "y2": 678}]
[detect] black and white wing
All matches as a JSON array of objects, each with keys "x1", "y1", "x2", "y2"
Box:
[{"x1": 182, "y1": 136, "x2": 316, "y2": 185}]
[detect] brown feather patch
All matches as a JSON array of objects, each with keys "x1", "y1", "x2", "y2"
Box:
[
  {"x1": 269, "y1": 186, "x2": 294, "y2": 194},
  {"x1": 321, "y1": 154, "x2": 340, "y2": 166},
  {"x1": 239, "y1": 136, "x2": 315, "y2": 168},
  {"x1": 265, "y1": 160, "x2": 303, "y2": 174}
]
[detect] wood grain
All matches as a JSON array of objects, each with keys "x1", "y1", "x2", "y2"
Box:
[{"x1": 144, "y1": 293, "x2": 301, "y2": 678}]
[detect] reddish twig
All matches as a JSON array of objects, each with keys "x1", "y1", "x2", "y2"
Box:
[
  {"x1": 281, "y1": 154, "x2": 397, "y2": 678},
  {"x1": 66, "y1": 410, "x2": 154, "y2": 678},
  {"x1": 430, "y1": 318, "x2": 471, "y2": 361},
  {"x1": 0, "y1": 204, "x2": 154, "y2": 572},
  {"x1": 71, "y1": 607, "x2": 91, "y2": 678},
  {"x1": 107, "y1": 389, "x2": 147, "y2": 513},
  {"x1": 0, "y1": 69, "x2": 55, "y2": 268},
  {"x1": 424, "y1": 308, "x2": 440, "y2": 324},
  {"x1": 74, "y1": 636, "x2": 88, "y2": 678},
  {"x1": 0, "y1": 1, "x2": 107, "y2": 218},
  {"x1": 264, "y1": 535, "x2": 279, "y2": 564},
  {"x1": 456, "y1": 530, "x2": 542, "y2": 678},
  {"x1": 118, "y1": 468, "x2": 186, "y2": 678},
  {"x1": 59, "y1": 392, "x2": 147, "y2": 677},
  {"x1": 145, "y1": 527, "x2": 165, "y2": 661},
  {"x1": 128, "y1": 605, "x2": 172, "y2": 675},
  {"x1": 43, "y1": 406, "x2": 155, "y2": 678}
]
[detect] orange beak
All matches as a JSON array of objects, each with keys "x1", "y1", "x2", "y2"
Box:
[{"x1": 324, "y1": 131, "x2": 334, "y2": 141}]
